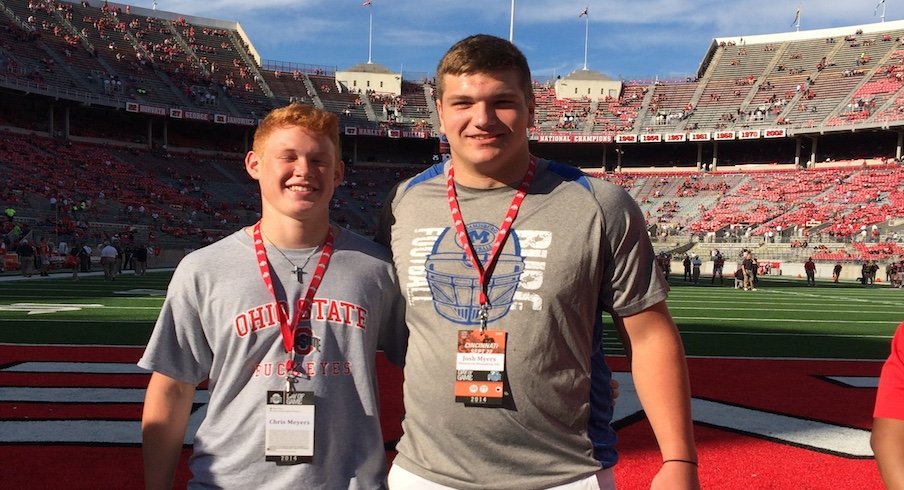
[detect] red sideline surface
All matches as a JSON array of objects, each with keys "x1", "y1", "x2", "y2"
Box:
[{"x1": 0, "y1": 346, "x2": 885, "y2": 489}]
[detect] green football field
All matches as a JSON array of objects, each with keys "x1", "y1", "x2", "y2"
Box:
[
  {"x1": 0, "y1": 269, "x2": 897, "y2": 490},
  {"x1": 0, "y1": 270, "x2": 901, "y2": 360},
  {"x1": 604, "y1": 275, "x2": 902, "y2": 359}
]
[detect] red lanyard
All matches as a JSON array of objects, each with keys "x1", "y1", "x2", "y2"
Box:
[
  {"x1": 445, "y1": 158, "x2": 536, "y2": 326},
  {"x1": 252, "y1": 221, "x2": 334, "y2": 372}
]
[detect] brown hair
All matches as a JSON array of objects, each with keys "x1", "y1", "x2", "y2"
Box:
[
  {"x1": 252, "y1": 102, "x2": 340, "y2": 157},
  {"x1": 435, "y1": 34, "x2": 533, "y2": 103}
]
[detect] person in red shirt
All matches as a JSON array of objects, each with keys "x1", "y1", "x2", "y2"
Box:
[
  {"x1": 804, "y1": 257, "x2": 816, "y2": 286},
  {"x1": 872, "y1": 321, "x2": 904, "y2": 489}
]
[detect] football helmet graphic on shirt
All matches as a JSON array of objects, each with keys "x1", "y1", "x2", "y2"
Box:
[{"x1": 424, "y1": 222, "x2": 525, "y2": 325}]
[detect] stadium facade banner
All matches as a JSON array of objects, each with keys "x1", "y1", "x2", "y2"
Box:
[
  {"x1": 528, "y1": 129, "x2": 797, "y2": 144},
  {"x1": 738, "y1": 129, "x2": 760, "y2": 140},
  {"x1": 116, "y1": 104, "x2": 252, "y2": 126},
  {"x1": 342, "y1": 126, "x2": 429, "y2": 139},
  {"x1": 357, "y1": 128, "x2": 386, "y2": 137},
  {"x1": 224, "y1": 116, "x2": 256, "y2": 126},
  {"x1": 116, "y1": 102, "x2": 796, "y2": 139},
  {"x1": 577, "y1": 134, "x2": 613, "y2": 143},
  {"x1": 713, "y1": 131, "x2": 736, "y2": 141},
  {"x1": 183, "y1": 110, "x2": 211, "y2": 122},
  {"x1": 134, "y1": 104, "x2": 167, "y2": 116},
  {"x1": 536, "y1": 134, "x2": 613, "y2": 143},
  {"x1": 536, "y1": 134, "x2": 572, "y2": 143},
  {"x1": 125, "y1": 103, "x2": 249, "y2": 126}
]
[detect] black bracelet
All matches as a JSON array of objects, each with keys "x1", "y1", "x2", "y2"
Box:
[{"x1": 663, "y1": 459, "x2": 698, "y2": 466}]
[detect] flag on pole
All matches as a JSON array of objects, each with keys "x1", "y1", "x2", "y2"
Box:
[
  {"x1": 875, "y1": 0, "x2": 886, "y2": 16},
  {"x1": 362, "y1": 0, "x2": 372, "y2": 6},
  {"x1": 790, "y1": 7, "x2": 800, "y2": 27},
  {"x1": 579, "y1": 6, "x2": 589, "y2": 17}
]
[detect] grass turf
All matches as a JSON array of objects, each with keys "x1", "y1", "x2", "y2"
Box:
[{"x1": 0, "y1": 270, "x2": 900, "y2": 358}]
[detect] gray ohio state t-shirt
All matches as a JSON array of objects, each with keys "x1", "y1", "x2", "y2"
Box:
[{"x1": 139, "y1": 226, "x2": 406, "y2": 489}]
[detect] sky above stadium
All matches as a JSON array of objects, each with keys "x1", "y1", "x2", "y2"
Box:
[{"x1": 125, "y1": 0, "x2": 898, "y2": 81}]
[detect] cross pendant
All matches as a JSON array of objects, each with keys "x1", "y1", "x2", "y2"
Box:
[{"x1": 293, "y1": 266, "x2": 304, "y2": 284}]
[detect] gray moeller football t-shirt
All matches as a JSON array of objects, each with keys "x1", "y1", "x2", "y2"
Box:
[
  {"x1": 139, "y1": 227, "x2": 406, "y2": 489},
  {"x1": 376, "y1": 159, "x2": 668, "y2": 490}
]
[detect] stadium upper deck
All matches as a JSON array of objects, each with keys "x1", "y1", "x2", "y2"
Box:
[{"x1": 4, "y1": 1, "x2": 904, "y2": 150}]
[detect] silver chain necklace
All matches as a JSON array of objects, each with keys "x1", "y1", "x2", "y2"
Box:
[{"x1": 261, "y1": 232, "x2": 321, "y2": 283}]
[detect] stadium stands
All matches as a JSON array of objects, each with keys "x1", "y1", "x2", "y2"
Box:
[{"x1": 2, "y1": 1, "x2": 904, "y2": 272}]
